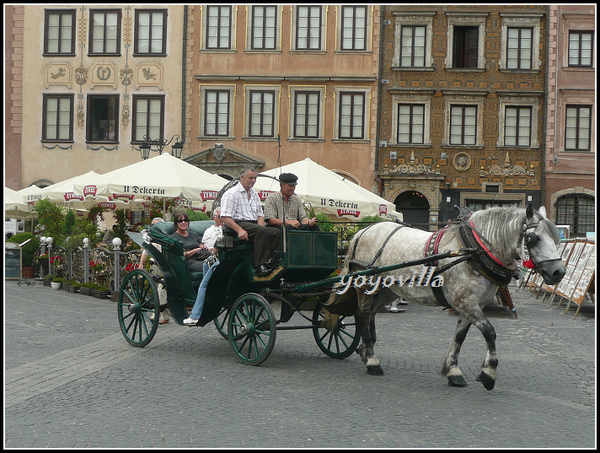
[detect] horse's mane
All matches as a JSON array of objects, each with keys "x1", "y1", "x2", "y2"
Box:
[{"x1": 465, "y1": 206, "x2": 528, "y2": 261}]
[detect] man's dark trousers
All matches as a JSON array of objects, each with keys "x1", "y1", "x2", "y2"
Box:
[{"x1": 238, "y1": 221, "x2": 282, "y2": 267}]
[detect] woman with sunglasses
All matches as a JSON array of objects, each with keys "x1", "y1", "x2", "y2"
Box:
[{"x1": 171, "y1": 211, "x2": 208, "y2": 273}]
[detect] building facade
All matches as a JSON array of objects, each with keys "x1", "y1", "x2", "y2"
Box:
[
  {"x1": 545, "y1": 4, "x2": 595, "y2": 238},
  {"x1": 8, "y1": 5, "x2": 185, "y2": 189},
  {"x1": 182, "y1": 5, "x2": 381, "y2": 187},
  {"x1": 377, "y1": 5, "x2": 549, "y2": 229}
]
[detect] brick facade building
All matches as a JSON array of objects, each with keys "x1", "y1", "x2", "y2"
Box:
[{"x1": 377, "y1": 5, "x2": 548, "y2": 229}]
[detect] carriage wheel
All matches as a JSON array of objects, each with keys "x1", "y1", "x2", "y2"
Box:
[
  {"x1": 228, "y1": 293, "x2": 276, "y2": 366},
  {"x1": 312, "y1": 303, "x2": 360, "y2": 359},
  {"x1": 118, "y1": 269, "x2": 160, "y2": 348},
  {"x1": 213, "y1": 306, "x2": 229, "y2": 338}
]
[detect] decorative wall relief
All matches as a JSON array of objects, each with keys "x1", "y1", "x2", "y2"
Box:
[
  {"x1": 46, "y1": 64, "x2": 71, "y2": 88},
  {"x1": 137, "y1": 64, "x2": 163, "y2": 89},
  {"x1": 91, "y1": 63, "x2": 117, "y2": 89},
  {"x1": 453, "y1": 152, "x2": 471, "y2": 171}
]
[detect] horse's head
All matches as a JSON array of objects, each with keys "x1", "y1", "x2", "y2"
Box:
[{"x1": 522, "y1": 205, "x2": 566, "y2": 285}]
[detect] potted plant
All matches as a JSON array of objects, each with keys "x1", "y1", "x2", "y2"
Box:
[
  {"x1": 92, "y1": 283, "x2": 111, "y2": 299},
  {"x1": 51, "y1": 277, "x2": 66, "y2": 290},
  {"x1": 79, "y1": 282, "x2": 94, "y2": 295},
  {"x1": 7, "y1": 232, "x2": 40, "y2": 279},
  {"x1": 67, "y1": 279, "x2": 81, "y2": 293}
]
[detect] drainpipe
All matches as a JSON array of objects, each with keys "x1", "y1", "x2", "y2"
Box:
[
  {"x1": 374, "y1": 5, "x2": 386, "y2": 193},
  {"x1": 541, "y1": 5, "x2": 549, "y2": 211},
  {"x1": 181, "y1": 6, "x2": 188, "y2": 147}
]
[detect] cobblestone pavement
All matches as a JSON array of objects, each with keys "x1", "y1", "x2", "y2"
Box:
[{"x1": 4, "y1": 280, "x2": 596, "y2": 448}]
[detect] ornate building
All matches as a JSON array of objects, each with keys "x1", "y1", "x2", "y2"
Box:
[
  {"x1": 377, "y1": 5, "x2": 548, "y2": 229},
  {"x1": 8, "y1": 5, "x2": 186, "y2": 189},
  {"x1": 182, "y1": 5, "x2": 381, "y2": 186}
]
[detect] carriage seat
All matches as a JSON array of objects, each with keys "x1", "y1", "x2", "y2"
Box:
[{"x1": 148, "y1": 220, "x2": 215, "y2": 285}]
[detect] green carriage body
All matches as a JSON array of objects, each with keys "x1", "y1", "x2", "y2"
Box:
[{"x1": 120, "y1": 220, "x2": 358, "y2": 363}]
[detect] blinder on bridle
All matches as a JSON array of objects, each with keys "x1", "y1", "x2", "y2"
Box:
[{"x1": 521, "y1": 219, "x2": 561, "y2": 267}]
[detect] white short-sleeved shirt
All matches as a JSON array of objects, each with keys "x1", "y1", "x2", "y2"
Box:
[{"x1": 220, "y1": 182, "x2": 264, "y2": 221}]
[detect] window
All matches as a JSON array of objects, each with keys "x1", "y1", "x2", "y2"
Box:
[
  {"x1": 504, "y1": 106, "x2": 532, "y2": 147},
  {"x1": 453, "y1": 26, "x2": 478, "y2": 68},
  {"x1": 249, "y1": 90, "x2": 275, "y2": 138},
  {"x1": 132, "y1": 95, "x2": 164, "y2": 143},
  {"x1": 556, "y1": 194, "x2": 595, "y2": 237},
  {"x1": 506, "y1": 27, "x2": 533, "y2": 70},
  {"x1": 565, "y1": 105, "x2": 592, "y2": 151},
  {"x1": 569, "y1": 31, "x2": 594, "y2": 67},
  {"x1": 295, "y1": 6, "x2": 322, "y2": 50},
  {"x1": 134, "y1": 10, "x2": 167, "y2": 56},
  {"x1": 204, "y1": 90, "x2": 231, "y2": 137},
  {"x1": 42, "y1": 94, "x2": 74, "y2": 142},
  {"x1": 340, "y1": 6, "x2": 367, "y2": 51},
  {"x1": 250, "y1": 5, "x2": 277, "y2": 50},
  {"x1": 89, "y1": 9, "x2": 121, "y2": 55},
  {"x1": 293, "y1": 91, "x2": 320, "y2": 139},
  {"x1": 400, "y1": 26, "x2": 426, "y2": 68},
  {"x1": 397, "y1": 104, "x2": 425, "y2": 144},
  {"x1": 450, "y1": 105, "x2": 477, "y2": 145},
  {"x1": 44, "y1": 10, "x2": 76, "y2": 56},
  {"x1": 206, "y1": 5, "x2": 232, "y2": 50},
  {"x1": 86, "y1": 95, "x2": 119, "y2": 143},
  {"x1": 338, "y1": 92, "x2": 366, "y2": 139}
]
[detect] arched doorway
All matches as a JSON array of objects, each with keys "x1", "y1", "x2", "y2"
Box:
[{"x1": 394, "y1": 190, "x2": 430, "y2": 229}]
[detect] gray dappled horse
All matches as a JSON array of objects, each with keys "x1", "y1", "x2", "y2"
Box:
[{"x1": 326, "y1": 205, "x2": 566, "y2": 390}]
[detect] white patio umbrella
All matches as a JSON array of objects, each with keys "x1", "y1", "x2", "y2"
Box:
[
  {"x1": 73, "y1": 153, "x2": 229, "y2": 213},
  {"x1": 5, "y1": 187, "x2": 33, "y2": 218},
  {"x1": 253, "y1": 158, "x2": 397, "y2": 220}
]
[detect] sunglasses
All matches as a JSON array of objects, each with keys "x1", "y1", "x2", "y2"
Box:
[{"x1": 175, "y1": 219, "x2": 189, "y2": 224}]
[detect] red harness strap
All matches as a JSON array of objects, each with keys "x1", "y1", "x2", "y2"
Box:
[
  {"x1": 468, "y1": 220, "x2": 506, "y2": 268},
  {"x1": 424, "y1": 226, "x2": 448, "y2": 265}
]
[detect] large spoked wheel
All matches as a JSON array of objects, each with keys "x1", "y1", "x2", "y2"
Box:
[
  {"x1": 118, "y1": 269, "x2": 160, "y2": 347},
  {"x1": 213, "y1": 306, "x2": 229, "y2": 338},
  {"x1": 228, "y1": 293, "x2": 276, "y2": 366},
  {"x1": 312, "y1": 303, "x2": 360, "y2": 359}
]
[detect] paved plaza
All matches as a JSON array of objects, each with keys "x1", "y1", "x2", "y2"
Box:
[{"x1": 4, "y1": 280, "x2": 596, "y2": 448}]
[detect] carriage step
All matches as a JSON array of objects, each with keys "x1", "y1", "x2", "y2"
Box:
[{"x1": 253, "y1": 266, "x2": 284, "y2": 282}]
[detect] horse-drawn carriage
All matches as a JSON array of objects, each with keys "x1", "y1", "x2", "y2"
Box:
[
  {"x1": 119, "y1": 205, "x2": 566, "y2": 390},
  {"x1": 120, "y1": 221, "x2": 361, "y2": 365}
]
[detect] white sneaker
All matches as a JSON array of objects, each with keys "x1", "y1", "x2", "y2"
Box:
[{"x1": 183, "y1": 317, "x2": 199, "y2": 326}]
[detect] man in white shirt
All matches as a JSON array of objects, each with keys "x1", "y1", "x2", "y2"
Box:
[
  {"x1": 201, "y1": 207, "x2": 223, "y2": 253},
  {"x1": 220, "y1": 166, "x2": 282, "y2": 276}
]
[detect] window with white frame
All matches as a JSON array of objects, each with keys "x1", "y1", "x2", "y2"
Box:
[
  {"x1": 503, "y1": 106, "x2": 532, "y2": 146},
  {"x1": 205, "y1": 5, "x2": 232, "y2": 50},
  {"x1": 565, "y1": 105, "x2": 592, "y2": 151},
  {"x1": 134, "y1": 9, "x2": 168, "y2": 56},
  {"x1": 292, "y1": 5, "x2": 325, "y2": 51},
  {"x1": 335, "y1": 89, "x2": 369, "y2": 140},
  {"x1": 339, "y1": 5, "x2": 369, "y2": 51},
  {"x1": 89, "y1": 9, "x2": 121, "y2": 56},
  {"x1": 392, "y1": 12, "x2": 435, "y2": 70},
  {"x1": 249, "y1": 5, "x2": 278, "y2": 50},
  {"x1": 499, "y1": 14, "x2": 542, "y2": 71},
  {"x1": 389, "y1": 91, "x2": 432, "y2": 145},
  {"x1": 291, "y1": 90, "x2": 322, "y2": 139},
  {"x1": 450, "y1": 105, "x2": 477, "y2": 145},
  {"x1": 506, "y1": 27, "x2": 533, "y2": 70},
  {"x1": 244, "y1": 87, "x2": 280, "y2": 139},
  {"x1": 42, "y1": 94, "x2": 74, "y2": 142},
  {"x1": 44, "y1": 9, "x2": 76, "y2": 56},
  {"x1": 204, "y1": 90, "x2": 231, "y2": 137},
  {"x1": 132, "y1": 95, "x2": 164, "y2": 143},
  {"x1": 568, "y1": 31, "x2": 594, "y2": 67}
]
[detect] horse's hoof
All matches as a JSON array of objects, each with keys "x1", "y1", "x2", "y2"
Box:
[
  {"x1": 367, "y1": 365, "x2": 384, "y2": 375},
  {"x1": 477, "y1": 371, "x2": 496, "y2": 390},
  {"x1": 447, "y1": 375, "x2": 467, "y2": 387}
]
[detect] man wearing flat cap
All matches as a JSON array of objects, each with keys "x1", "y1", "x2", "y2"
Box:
[{"x1": 264, "y1": 173, "x2": 319, "y2": 230}]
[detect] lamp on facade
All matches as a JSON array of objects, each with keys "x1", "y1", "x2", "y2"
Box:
[{"x1": 139, "y1": 134, "x2": 183, "y2": 160}]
